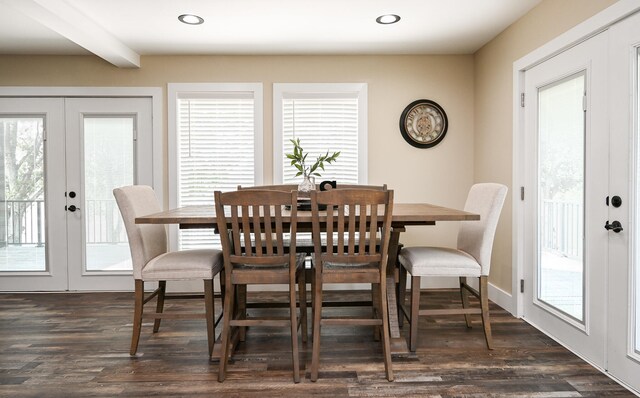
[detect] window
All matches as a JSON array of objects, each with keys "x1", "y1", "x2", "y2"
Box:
[
  {"x1": 273, "y1": 83, "x2": 367, "y2": 184},
  {"x1": 168, "y1": 83, "x2": 263, "y2": 250}
]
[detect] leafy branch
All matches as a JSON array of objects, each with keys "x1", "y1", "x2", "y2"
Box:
[{"x1": 285, "y1": 138, "x2": 340, "y2": 177}]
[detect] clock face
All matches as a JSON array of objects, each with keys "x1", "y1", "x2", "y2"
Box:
[{"x1": 399, "y1": 99, "x2": 448, "y2": 148}]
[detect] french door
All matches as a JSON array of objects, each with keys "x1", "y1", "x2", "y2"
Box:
[
  {"x1": 523, "y1": 32, "x2": 609, "y2": 367},
  {"x1": 607, "y1": 11, "x2": 640, "y2": 392},
  {"x1": 523, "y1": 13, "x2": 640, "y2": 393},
  {"x1": 0, "y1": 96, "x2": 153, "y2": 291}
]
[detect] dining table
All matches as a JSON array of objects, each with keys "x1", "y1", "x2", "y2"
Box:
[{"x1": 136, "y1": 201, "x2": 480, "y2": 354}]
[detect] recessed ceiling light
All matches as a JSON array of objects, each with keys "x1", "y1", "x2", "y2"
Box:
[
  {"x1": 178, "y1": 14, "x2": 204, "y2": 25},
  {"x1": 376, "y1": 14, "x2": 401, "y2": 25}
]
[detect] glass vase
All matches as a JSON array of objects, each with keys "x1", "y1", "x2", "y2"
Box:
[{"x1": 298, "y1": 174, "x2": 315, "y2": 192}]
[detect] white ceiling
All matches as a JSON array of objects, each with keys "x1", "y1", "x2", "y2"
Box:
[{"x1": 0, "y1": 0, "x2": 542, "y2": 67}]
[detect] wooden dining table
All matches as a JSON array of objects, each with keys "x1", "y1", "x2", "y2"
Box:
[{"x1": 136, "y1": 202, "x2": 480, "y2": 354}]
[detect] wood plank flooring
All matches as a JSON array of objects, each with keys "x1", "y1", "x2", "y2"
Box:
[{"x1": 0, "y1": 290, "x2": 634, "y2": 397}]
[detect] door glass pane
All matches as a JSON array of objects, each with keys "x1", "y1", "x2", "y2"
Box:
[
  {"x1": 538, "y1": 73, "x2": 585, "y2": 322},
  {"x1": 0, "y1": 117, "x2": 46, "y2": 272},
  {"x1": 83, "y1": 117, "x2": 133, "y2": 272}
]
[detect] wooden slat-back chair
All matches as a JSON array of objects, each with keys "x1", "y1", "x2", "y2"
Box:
[
  {"x1": 309, "y1": 188, "x2": 394, "y2": 382},
  {"x1": 214, "y1": 189, "x2": 307, "y2": 383},
  {"x1": 237, "y1": 183, "x2": 388, "y2": 251}
]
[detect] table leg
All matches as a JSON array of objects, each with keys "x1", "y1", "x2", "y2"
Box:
[{"x1": 386, "y1": 227, "x2": 409, "y2": 354}]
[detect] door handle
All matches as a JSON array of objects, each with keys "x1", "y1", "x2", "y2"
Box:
[
  {"x1": 604, "y1": 220, "x2": 623, "y2": 233},
  {"x1": 66, "y1": 205, "x2": 80, "y2": 212}
]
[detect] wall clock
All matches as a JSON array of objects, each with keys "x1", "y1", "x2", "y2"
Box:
[{"x1": 399, "y1": 99, "x2": 448, "y2": 148}]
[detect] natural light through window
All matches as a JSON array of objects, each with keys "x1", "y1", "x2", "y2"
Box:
[
  {"x1": 274, "y1": 83, "x2": 367, "y2": 185},
  {"x1": 83, "y1": 117, "x2": 134, "y2": 272},
  {"x1": 171, "y1": 84, "x2": 262, "y2": 250},
  {"x1": 0, "y1": 117, "x2": 45, "y2": 272}
]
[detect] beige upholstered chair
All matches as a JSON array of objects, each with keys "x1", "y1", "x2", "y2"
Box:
[
  {"x1": 113, "y1": 185, "x2": 223, "y2": 358},
  {"x1": 398, "y1": 183, "x2": 507, "y2": 351},
  {"x1": 215, "y1": 189, "x2": 307, "y2": 383},
  {"x1": 309, "y1": 188, "x2": 394, "y2": 382}
]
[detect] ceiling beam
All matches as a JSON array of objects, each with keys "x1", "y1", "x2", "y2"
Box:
[{"x1": 2, "y1": 0, "x2": 140, "y2": 68}]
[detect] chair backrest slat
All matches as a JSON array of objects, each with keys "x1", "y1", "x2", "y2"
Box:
[
  {"x1": 230, "y1": 206, "x2": 242, "y2": 256},
  {"x1": 274, "y1": 202, "x2": 285, "y2": 255},
  {"x1": 251, "y1": 204, "x2": 262, "y2": 256},
  {"x1": 347, "y1": 204, "x2": 356, "y2": 256},
  {"x1": 369, "y1": 203, "x2": 378, "y2": 254},
  {"x1": 264, "y1": 205, "x2": 274, "y2": 255},
  {"x1": 337, "y1": 205, "x2": 344, "y2": 254},
  {"x1": 358, "y1": 203, "x2": 367, "y2": 256}
]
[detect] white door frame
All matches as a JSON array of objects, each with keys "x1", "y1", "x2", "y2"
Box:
[
  {"x1": 0, "y1": 87, "x2": 163, "y2": 291},
  {"x1": 513, "y1": 0, "x2": 640, "y2": 317}
]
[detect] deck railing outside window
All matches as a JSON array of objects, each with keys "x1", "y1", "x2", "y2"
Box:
[
  {"x1": 540, "y1": 200, "x2": 583, "y2": 259},
  {"x1": 2, "y1": 199, "x2": 127, "y2": 246}
]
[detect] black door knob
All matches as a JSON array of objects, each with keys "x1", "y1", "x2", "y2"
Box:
[
  {"x1": 611, "y1": 195, "x2": 622, "y2": 208},
  {"x1": 67, "y1": 205, "x2": 80, "y2": 212},
  {"x1": 604, "y1": 220, "x2": 623, "y2": 233}
]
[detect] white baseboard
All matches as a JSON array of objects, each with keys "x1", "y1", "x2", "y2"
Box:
[{"x1": 488, "y1": 282, "x2": 514, "y2": 314}]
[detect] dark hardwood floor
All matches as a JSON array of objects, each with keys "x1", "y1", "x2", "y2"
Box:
[{"x1": 0, "y1": 290, "x2": 634, "y2": 397}]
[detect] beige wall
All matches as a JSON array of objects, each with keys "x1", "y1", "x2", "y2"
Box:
[
  {"x1": 0, "y1": 54, "x2": 475, "y2": 253},
  {"x1": 0, "y1": 0, "x2": 619, "y2": 293},
  {"x1": 474, "y1": 0, "x2": 617, "y2": 292}
]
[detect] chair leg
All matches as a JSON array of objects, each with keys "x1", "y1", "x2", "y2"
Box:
[
  {"x1": 479, "y1": 276, "x2": 494, "y2": 350},
  {"x1": 372, "y1": 283, "x2": 381, "y2": 341},
  {"x1": 219, "y1": 270, "x2": 226, "y2": 305},
  {"x1": 409, "y1": 275, "x2": 421, "y2": 352},
  {"x1": 310, "y1": 268, "x2": 316, "y2": 339},
  {"x1": 459, "y1": 277, "x2": 473, "y2": 328},
  {"x1": 289, "y1": 276, "x2": 301, "y2": 383},
  {"x1": 130, "y1": 279, "x2": 144, "y2": 356},
  {"x1": 237, "y1": 284, "x2": 247, "y2": 342},
  {"x1": 204, "y1": 279, "x2": 216, "y2": 358},
  {"x1": 298, "y1": 270, "x2": 308, "y2": 343},
  {"x1": 218, "y1": 283, "x2": 235, "y2": 382},
  {"x1": 379, "y1": 276, "x2": 394, "y2": 382},
  {"x1": 310, "y1": 274, "x2": 323, "y2": 382},
  {"x1": 397, "y1": 265, "x2": 407, "y2": 328},
  {"x1": 153, "y1": 281, "x2": 166, "y2": 333}
]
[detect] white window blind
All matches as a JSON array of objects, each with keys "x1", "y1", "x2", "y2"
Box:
[
  {"x1": 274, "y1": 83, "x2": 367, "y2": 185},
  {"x1": 177, "y1": 95, "x2": 257, "y2": 250},
  {"x1": 282, "y1": 98, "x2": 358, "y2": 184}
]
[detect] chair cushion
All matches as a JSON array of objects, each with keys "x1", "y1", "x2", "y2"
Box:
[
  {"x1": 398, "y1": 247, "x2": 481, "y2": 277},
  {"x1": 141, "y1": 249, "x2": 223, "y2": 281}
]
